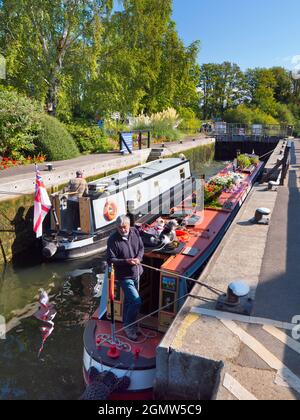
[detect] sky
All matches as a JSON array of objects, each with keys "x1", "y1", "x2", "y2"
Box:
[{"x1": 172, "y1": 0, "x2": 300, "y2": 71}]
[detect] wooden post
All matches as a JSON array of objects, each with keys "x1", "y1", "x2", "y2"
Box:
[
  {"x1": 79, "y1": 197, "x2": 92, "y2": 233},
  {"x1": 147, "y1": 131, "x2": 151, "y2": 149},
  {"x1": 51, "y1": 195, "x2": 61, "y2": 230},
  {"x1": 119, "y1": 132, "x2": 122, "y2": 152}
]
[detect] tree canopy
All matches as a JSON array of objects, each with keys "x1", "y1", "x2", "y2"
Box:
[{"x1": 0, "y1": 0, "x2": 299, "y2": 132}]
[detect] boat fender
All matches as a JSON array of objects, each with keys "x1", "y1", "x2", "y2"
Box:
[
  {"x1": 42, "y1": 242, "x2": 58, "y2": 258},
  {"x1": 80, "y1": 368, "x2": 131, "y2": 400}
]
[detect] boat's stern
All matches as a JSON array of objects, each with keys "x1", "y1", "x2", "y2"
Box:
[{"x1": 83, "y1": 319, "x2": 163, "y2": 400}]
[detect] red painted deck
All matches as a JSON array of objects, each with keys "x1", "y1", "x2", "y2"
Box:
[
  {"x1": 148, "y1": 163, "x2": 263, "y2": 275},
  {"x1": 93, "y1": 319, "x2": 163, "y2": 359}
]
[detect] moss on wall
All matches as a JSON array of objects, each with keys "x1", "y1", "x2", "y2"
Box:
[
  {"x1": 0, "y1": 193, "x2": 36, "y2": 264},
  {"x1": 172, "y1": 143, "x2": 215, "y2": 165}
]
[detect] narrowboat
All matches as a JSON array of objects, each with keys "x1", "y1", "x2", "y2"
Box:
[
  {"x1": 42, "y1": 157, "x2": 193, "y2": 260},
  {"x1": 82, "y1": 157, "x2": 264, "y2": 400}
]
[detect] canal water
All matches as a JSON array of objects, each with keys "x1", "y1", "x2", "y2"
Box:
[{"x1": 0, "y1": 160, "x2": 225, "y2": 400}]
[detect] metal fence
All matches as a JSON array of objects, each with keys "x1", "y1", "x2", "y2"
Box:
[
  {"x1": 119, "y1": 130, "x2": 151, "y2": 154},
  {"x1": 212, "y1": 123, "x2": 293, "y2": 138}
]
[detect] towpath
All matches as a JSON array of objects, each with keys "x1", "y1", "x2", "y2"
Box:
[{"x1": 0, "y1": 134, "x2": 214, "y2": 202}]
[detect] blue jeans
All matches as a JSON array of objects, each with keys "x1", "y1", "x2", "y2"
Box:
[{"x1": 120, "y1": 279, "x2": 141, "y2": 328}]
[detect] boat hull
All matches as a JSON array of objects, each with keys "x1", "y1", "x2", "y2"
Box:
[
  {"x1": 83, "y1": 319, "x2": 163, "y2": 400},
  {"x1": 81, "y1": 161, "x2": 265, "y2": 398}
]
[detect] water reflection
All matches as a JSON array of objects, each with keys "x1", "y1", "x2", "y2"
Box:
[
  {"x1": 0, "y1": 256, "x2": 106, "y2": 400},
  {"x1": 34, "y1": 289, "x2": 57, "y2": 358}
]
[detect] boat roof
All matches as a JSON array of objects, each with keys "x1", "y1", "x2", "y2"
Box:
[{"x1": 88, "y1": 157, "x2": 188, "y2": 193}]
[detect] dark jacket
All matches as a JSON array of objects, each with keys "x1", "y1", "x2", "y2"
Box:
[{"x1": 106, "y1": 227, "x2": 144, "y2": 281}]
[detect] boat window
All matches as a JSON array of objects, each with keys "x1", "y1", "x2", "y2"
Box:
[{"x1": 180, "y1": 168, "x2": 185, "y2": 180}]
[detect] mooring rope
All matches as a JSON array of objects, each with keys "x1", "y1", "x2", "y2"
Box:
[
  {"x1": 140, "y1": 262, "x2": 224, "y2": 295},
  {"x1": 258, "y1": 148, "x2": 276, "y2": 160},
  {"x1": 114, "y1": 290, "x2": 217, "y2": 332}
]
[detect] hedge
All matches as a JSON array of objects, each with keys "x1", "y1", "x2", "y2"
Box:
[{"x1": 35, "y1": 114, "x2": 80, "y2": 161}]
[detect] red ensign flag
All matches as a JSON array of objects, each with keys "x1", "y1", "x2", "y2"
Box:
[{"x1": 33, "y1": 167, "x2": 51, "y2": 238}]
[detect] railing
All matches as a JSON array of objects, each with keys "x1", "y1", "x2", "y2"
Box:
[
  {"x1": 280, "y1": 141, "x2": 292, "y2": 185},
  {"x1": 213, "y1": 123, "x2": 293, "y2": 139},
  {"x1": 262, "y1": 141, "x2": 292, "y2": 185}
]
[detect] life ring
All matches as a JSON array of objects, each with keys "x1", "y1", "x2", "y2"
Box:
[
  {"x1": 103, "y1": 200, "x2": 118, "y2": 221},
  {"x1": 176, "y1": 230, "x2": 189, "y2": 243}
]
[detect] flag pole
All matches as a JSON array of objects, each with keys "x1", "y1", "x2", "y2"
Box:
[
  {"x1": 108, "y1": 264, "x2": 116, "y2": 344},
  {"x1": 107, "y1": 264, "x2": 120, "y2": 359},
  {"x1": 108, "y1": 265, "x2": 116, "y2": 342},
  {"x1": 33, "y1": 163, "x2": 52, "y2": 239}
]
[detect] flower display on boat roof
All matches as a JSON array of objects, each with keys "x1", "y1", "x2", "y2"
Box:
[{"x1": 208, "y1": 172, "x2": 244, "y2": 189}]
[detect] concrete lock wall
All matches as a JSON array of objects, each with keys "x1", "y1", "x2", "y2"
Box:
[
  {"x1": 154, "y1": 346, "x2": 224, "y2": 400},
  {"x1": 0, "y1": 193, "x2": 38, "y2": 265},
  {"x1": 214, "y1": 136, "x2": 283, "y2": 161}
]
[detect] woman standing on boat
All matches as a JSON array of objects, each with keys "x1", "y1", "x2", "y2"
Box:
[{"x1": 106, "y1": 215, "x2": 144, "y2": 341}]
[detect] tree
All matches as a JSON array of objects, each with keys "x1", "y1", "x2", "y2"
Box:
[
  {"x1": 0, "y1": 0, "x2": 112, "y2": 116},
  {"x1": 82, "y1": 0, "x2": 174, "y2": 117},
  {"x1": 224, "y1": 104, "x2": 278, "y2": 125},
  {"x1": 224, "y1": 104, "x2": 253, "y2": 125},
  {"x1": 149, "y1": 22, "x2": 200, "y2": 114},
  {"x1": 270, "y1": 67, "x2": 293, "y2": 104},
  {"x1": 199, "y1": 62, "x2": 247, "y2": 120},
  {"x1": 246, "y1": 68, "x2": 277, "y2": 116},
  {"x1": 0, "y1": 87, "x2": 42, "y2": 157}
]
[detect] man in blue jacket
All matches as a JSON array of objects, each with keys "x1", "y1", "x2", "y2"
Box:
[{"x1": 107, "y1": 215, "x2": 144, "y2": 341}]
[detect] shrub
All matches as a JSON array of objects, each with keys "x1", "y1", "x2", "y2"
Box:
[
  {"x1": 178, "y1": 107, "x2": 201, "y2": 133},
  {"x1": 249, "y1": 156, "x2": 259, "y2": 166},
  {"x1": 252, "y1": 108, "x2": 278, "y2": 125},
  {"x1": 105, "y1": 120, "x2": 130, "y2": 141},
  {"x1": 274, "y1": 103, "x2": 295, "y2": 125},
  {"x1": 0, "y1": 88, "x2": 42, "y2": 158},
  {"x1": 132, "y1": 114, "x2": 151, "y2": 130},
  {"x1": 237, "y1": 154, "x2": 252, "y2": 169},
  {"x1": 35, "y1": 114, "x2": 79, "y2": 161},
  {"x1": 66, "y1": 122, "x2": 111, "y2": 153},
  {"x1": 150, "y1": 120, "x2": 181, "y2": 142},
  {"x1": 150, "y1": 108, "x2": 181, "y2": 128},
  {"x1": 132, "y1": 108, "x2": 183, "y2": 142},
  {"x1": 224, "y1": 105, "x2": 253, "y2": 125},
  {"x1": 224, "y1": 104, "x2": 278, "y2": 125}
]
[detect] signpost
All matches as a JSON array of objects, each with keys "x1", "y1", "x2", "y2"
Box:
[{"x1": 120, "y1": 132, "x2": 133, "y2": 154}]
